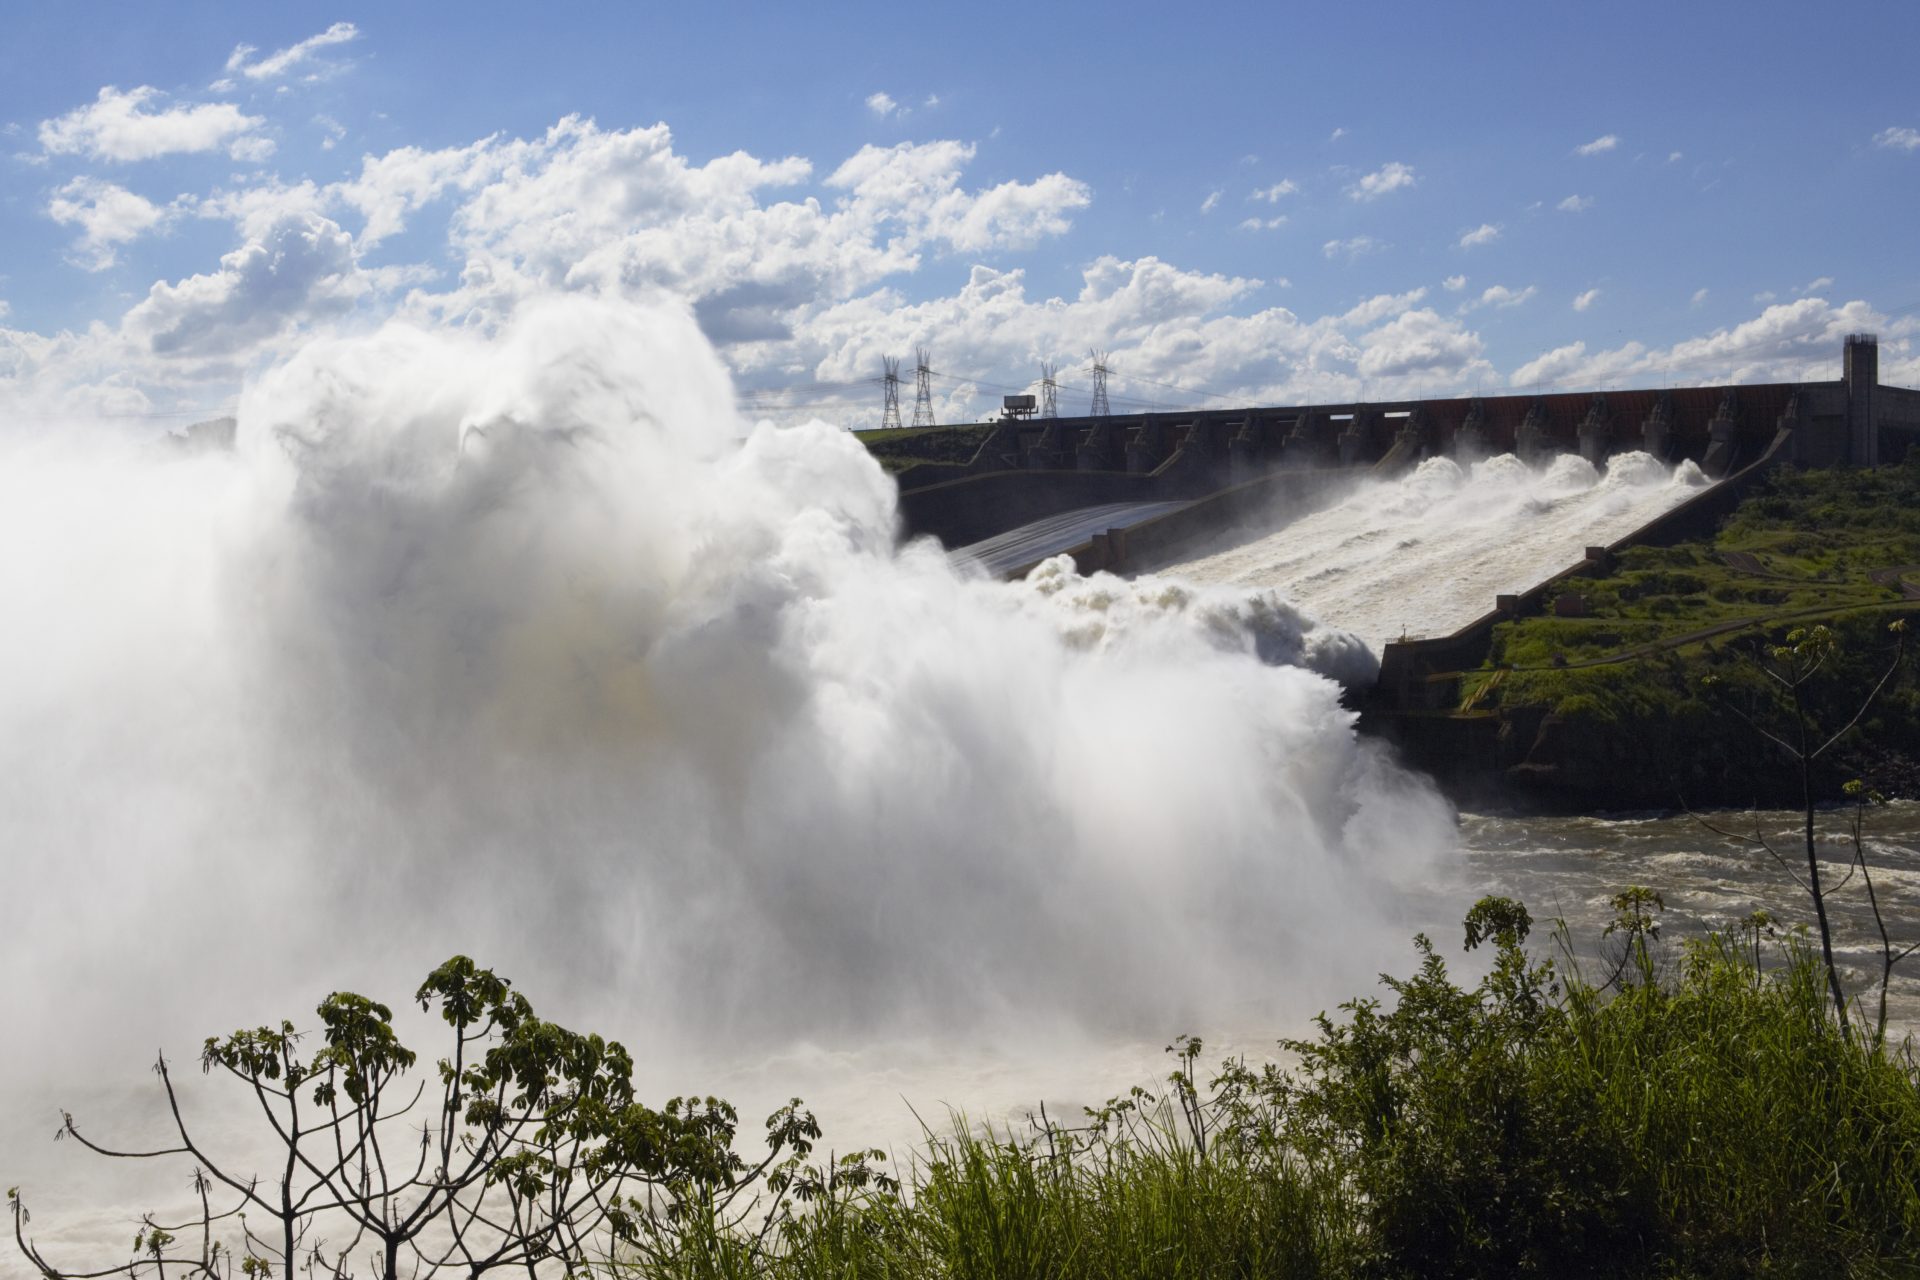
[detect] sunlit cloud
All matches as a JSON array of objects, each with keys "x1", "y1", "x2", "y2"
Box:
[
  {"x1": 1323, "y1": 234, "x2": 1383, "y2": 260},
  {"x1": 1458, "y1": 283, "x2": 1536, "y2": 312},
  {"x1": 226, "y1": 21, "x2": 359, "y2": 82},
  {"x1": 1346, "y1": 161, "x2": 1414, "y2": 201},
  {"x1": 40, "y1": 86, "x2": 269, "y2": 162}
]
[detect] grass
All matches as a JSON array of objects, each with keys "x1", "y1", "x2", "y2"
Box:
[
  {"x1": 853, "y1": 425, "x2": 996, "y2": 475},
  {"x1": 617, "y1": 900, "x2": 1920, "y2": 1279},
  {"x1": 1462, "y1": 458, "x2": 1920, "y2": 805},
  {"x1": 1488, "y1": 455, "x2": 1920, "y2": 676}
]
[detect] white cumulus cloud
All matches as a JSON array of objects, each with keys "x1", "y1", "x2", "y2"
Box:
[
  {"x1": 1456, "y1": 223, "x2": 1500, "y2": 249},
  {"x1": 1238, "y1": 216, "x2": 1286, "y2": 232},
  {"x1": 1346, "y1": 161, "x2": 1414, "y2": 201},
  {"x1": 1873, "y1": 126, "x2": 1920, "y2": 152},
  {"x1": 43, "y1": 104, "x2": 1860, "y2": 424},
  {"x1": 39, "y1": 86, "x2": 269, "y2": 162},
  {"x1": 864, "y1": 92, "x2": 900, "y2": 118},
  {"x1": 1573, "y1": 134, "x2": 1619, "y2": 156},
  {"x1": 123, "y1": 211, "x2": 364, "y2": 360},
  {"x1": 1250, "y1": 180, "x2": 1297, "y2": 203},
  {"x1": 1557, "y1": 194, "x2": 1593, "y2": 212},
  {"x1": 1458, "y1": 284, "x2": 1536, "y2": 313},
  {"x1": 47, "y1": 177, "x2": 174, "y2": 270},
  {"x1": 1200, "y1": 190, "x2": 1221, "y2": 214},
  {"x1": 1322, "y1": 235, "x2": 1382, "y2": 260},
  {"x1": 1357, "y1": 307, "x2": 1484, "y2": 380},
  {"x1": 1510, "y1": 295, "x2": 1893, "y2": 390},
  {"x1": 226, "y1": 21, "x2": 359, "y2": 82}
]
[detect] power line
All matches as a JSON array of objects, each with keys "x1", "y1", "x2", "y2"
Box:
[{"x1": 1102, "y1": 369, "x2": 1246, "y2": 402}]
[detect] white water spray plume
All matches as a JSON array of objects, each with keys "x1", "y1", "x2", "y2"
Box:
[
  {"x1": 1166, "y1": 450, "x2": 1709, "y2": 651},
  {"x1": 0, "y1": 295, "x2": 1455, "y2": 1113}
]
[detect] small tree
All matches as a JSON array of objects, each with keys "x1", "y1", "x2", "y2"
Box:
[
  {"x1": 10, "y1": 957, "x2": 834, "y2": 1280},
  {"x1": 1840, "y1": 778, "x2": 1920, "y2": 1047},
  {"x1": 1701, "y1": 618, "x2": 1911, "y2": 1041}
]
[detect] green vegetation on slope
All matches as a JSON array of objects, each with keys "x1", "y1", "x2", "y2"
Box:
[
  {"x1": 854, "y1": 424, "x2": 995, "y2": 475},
  {"x1": 1467, "y1": 456, "x2": 1920, "y2": 806}
]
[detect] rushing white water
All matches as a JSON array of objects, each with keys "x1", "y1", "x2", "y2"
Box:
[
  {"x1": 0, "y1": 295, "x2": 1464, "y2": 1268},
  {"x1": 1158, "y1": 451, "x2": 1709, "y2": 652}
]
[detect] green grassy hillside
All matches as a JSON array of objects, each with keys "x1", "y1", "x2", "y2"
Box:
[{"x1": 1468, "y1": 456, "x2": 1920, "y2": 807}]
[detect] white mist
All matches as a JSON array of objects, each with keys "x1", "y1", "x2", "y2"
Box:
[{"x1": 2, "y1": 297, "x2": 1461, "y2": 1265}]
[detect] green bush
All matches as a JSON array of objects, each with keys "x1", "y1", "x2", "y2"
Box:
[
  {"x1": 21, "y1": 904, "x2": 1920, "y2": 1279},
  {"x1": 745, "y1": 900, "x2": 1920, "y2": 1279}
]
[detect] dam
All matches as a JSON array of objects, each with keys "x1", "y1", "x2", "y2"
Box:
[
  {"x1": 902, "y1": 334, "x2": 1912, "y2": 572},
  {"x1": 901, "y1": 334, "x2": 1916, "y2": 685}
]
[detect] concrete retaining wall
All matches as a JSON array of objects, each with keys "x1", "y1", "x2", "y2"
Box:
[
  {"x1": 897, "y1": 463, "x2": 1220, "y2": 549},
  {"x1": 1059, "y1": 466, "x2": 1365, "y2": 577}
]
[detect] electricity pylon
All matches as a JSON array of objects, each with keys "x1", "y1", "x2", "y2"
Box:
[
  {"x1": 880, "y1": 356, "x2": 902, "y2": 430},
  {"x1": 912, "y1": 346, "x2": 935, "y2": 428}
]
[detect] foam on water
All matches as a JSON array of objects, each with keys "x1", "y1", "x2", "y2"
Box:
[{"x1": 1161, "y1": 449, "x2": 1709, "y2": 652}]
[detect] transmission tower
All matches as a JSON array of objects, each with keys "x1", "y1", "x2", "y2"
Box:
[
  {"x1": 1039, "y1": 361, "x2": 1058, "y2": 418},
  {"x1": 880, "y1": 356, "x2": 903, "y2": 430},
  {"x1": 1088, "y1": 349, "x2": 1111, "y2": 417},
  {"x1": 912, "y1": 346, "x2": 935, "y2": 428}
]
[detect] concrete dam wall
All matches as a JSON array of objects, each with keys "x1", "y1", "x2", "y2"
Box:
[{"x1": 894, "y1": 336, "x2": 1913, "y2": 571}]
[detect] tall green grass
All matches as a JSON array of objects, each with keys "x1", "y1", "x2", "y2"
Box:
[{"x1": 624, "y1": 897, "x2": 1920, "y2": 1279}]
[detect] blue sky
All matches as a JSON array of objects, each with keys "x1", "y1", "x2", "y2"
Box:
[{"x1": 3, "y1": 0, "x2": 1918, "y2": 425}]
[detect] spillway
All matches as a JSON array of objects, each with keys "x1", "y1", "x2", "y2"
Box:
[
  {"x1": 955, "y1": 498, "x2": 1189, "y2": 576},
  {"x1": 1156, "y1": 451, "x2": 1708, "y2": 652}
]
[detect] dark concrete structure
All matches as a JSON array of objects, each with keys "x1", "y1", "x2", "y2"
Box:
[
  {"x1": 894, "y1": 337, "x2": 1918, "y2": 570},
  {"x1": 881, "y1": 339, "x2": 1915, "y2": 807}
]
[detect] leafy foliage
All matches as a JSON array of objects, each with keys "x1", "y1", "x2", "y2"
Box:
[
  {"x1": 12, "y1": 958, "x2": 840, "y2": 1279},
  {"x1": 18, "y1": 907, "x2": 1920, "y2": 1279}
]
